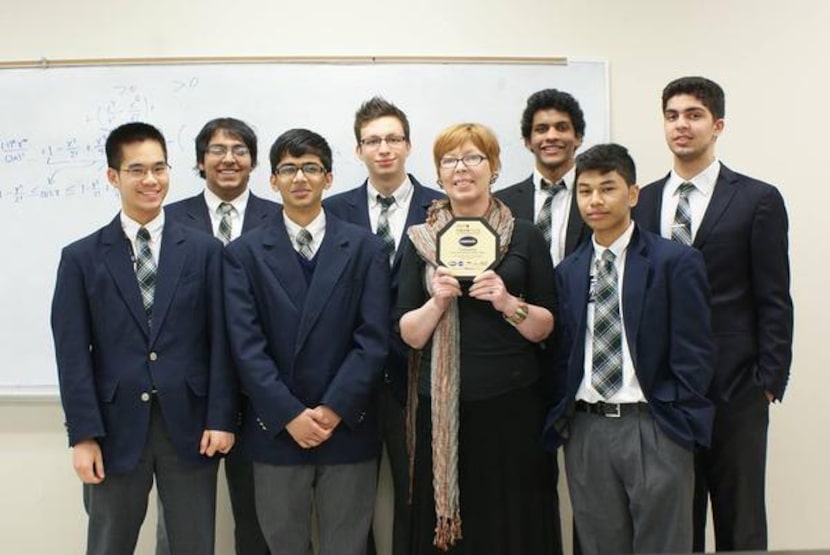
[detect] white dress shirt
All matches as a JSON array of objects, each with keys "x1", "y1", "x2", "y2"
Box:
[
  {"x1": 532, "y1": 166, "x2": 575, "y2": 266},
  {"x1": 576, "y1": 222, "x2": 646, "y2": 404},
  {"x1": 203, "y1": 187, "x2": 249, "y2": 242},
  {"x1": 659, "y1": 159, "x2": 721, "y2": 241},
  {"x1": 367, "y1": 176, "x2": 414, "y2": 251},
  {"x1": 121, "y1": 210, "x2": 164, "y2": 265},
  {"x1": 284, "y1": 210, "x2": 326, "y2": 259}
]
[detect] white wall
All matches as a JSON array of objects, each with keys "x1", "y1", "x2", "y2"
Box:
[{"x1": 2, "y1": 0, "x2": 828, "y2": 552}]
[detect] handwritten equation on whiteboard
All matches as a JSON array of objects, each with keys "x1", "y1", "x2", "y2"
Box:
[{"x1": 0, "y1": 78, "x2": 199, "y2": 206}]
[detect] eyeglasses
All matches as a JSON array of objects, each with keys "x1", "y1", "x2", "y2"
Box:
[
  {"x1": 206, "y1": 144, "x2": 250, "y2": 158},
  {"x1": 439, "y1": 154, "x2": 488, "y2": 169},
  {"x1": 359, "y1": 135, "x2": 407, "y2": 149},
  {"x1": 274, "y1": 163, "x2": 328, "y2": 178},
  {"x1": 119, "y1": 163, "x2": 171, "y2": 180}
]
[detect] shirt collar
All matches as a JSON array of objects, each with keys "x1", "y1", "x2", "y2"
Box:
[
  {"x1": 533, "y1": 165, "x2": 575, "y2": 192},
  {"x1": 120, "y1": 209, "x2": 165, "y2": 240},
  {"x1": 283, "y1": 209, "x2": 326, "y2": 242},
  {"x1": 592, "y1": 221, "x2": 635, "y2": 262},
  {"x1": 203, "y1": 186, "x2": 250, "y2": 216},
  {"x1": 668, "y1": 159, "x2": 721, "y2": 197},
  {"x1": 367, "y1": 175, "x2": 413, "y2": 206}
]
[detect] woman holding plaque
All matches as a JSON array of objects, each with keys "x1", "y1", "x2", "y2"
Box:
[{"x1": 397, "y1": 123, "x2": 557, "y2": 554}]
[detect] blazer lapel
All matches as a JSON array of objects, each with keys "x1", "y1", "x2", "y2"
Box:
[
  {"x1": 186, "y1": 196, "x2": 213, "y2": 235},
  {"x1": 148, "y1": 222, "x2": 187, "y2": 344},
  {"x1": 564, "y1": 192, "x2": 587, "y2": 256},
  {"x1": 101, "y1": 217, "x2": 151, "y2": 338},
  {"x1": 242, "y1": 193, "x2": 276, "y2": 233},
  {"x1": 693, "y1": 165, "x2": 739, "y2": 249},
  {"x1": 261, "y1": 217, "x2": 308, "y2": 314},
  {"x1": 509, "y1": 176, "x2": 536, "y2": 220},
  {"x1": 621, "y1": 228, "x2": 649, "y2": 370},
  {"x1": 567, "y1": 244, "x2": 593, "y2": 380},
  {"x1": 294, "y1": 219, "x2": 350, "y2": 355}
]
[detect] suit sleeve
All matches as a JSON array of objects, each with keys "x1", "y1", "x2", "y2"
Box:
[
  {"x1": 669, "y1": 248, "x2": 716, "y2": 407},
  {"x1": 204, "y1": 240, "x2": 238, "y2": 432},
  {"x1": 223, "y1": 245, "x2": 306, "y2": 436},
  {"x1": 51, "y1": 249, "x2": 104, "y2": 446},
  {"x1": 322, "y1": 241, "x2": 391, "y2": 428},
  {"x1": 750, "y1": 187, "x2": 793, "y2": 400}
]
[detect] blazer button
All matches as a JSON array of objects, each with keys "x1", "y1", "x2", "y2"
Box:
[
  {"x1": 140, "y1": 392, "x2": 151, "y2": 402},
  {"x1": 357, "y1": 411, "x2": 365, "y2": 423},
  {"x1": 149, "y1": 352, "x2": 158, "y2": 361}
]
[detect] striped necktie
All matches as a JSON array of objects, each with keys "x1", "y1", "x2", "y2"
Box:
[
  {"x1": 295, "y1": 228, "x2": 314, "y2": 260},
  {"x1": 217, "y1": 202, "x2": 234, "y2": 245},
  {"x1": 591, "y1": 249, "x2": 622, "y2": 398},
  {"x1": 536, "y1": 179, "x2": 566, "y2": 249},
  {"x1": 376, "y1": 194, "x2": 396, "y2": 265},
  {"x1": 135, "y1": 227, "x2": 157, "y2": 324},
  {"x1": 671, "y1": 182, "x2": 696, "y2": 245}
]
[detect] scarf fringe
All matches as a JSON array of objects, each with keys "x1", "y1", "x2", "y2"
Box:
[{"x1": 433, "y1": 512, "x2": 463, "y2": 551}]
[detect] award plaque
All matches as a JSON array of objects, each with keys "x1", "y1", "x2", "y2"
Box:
[{"x1": 436, "y1": 218, "x2": 500, "y2": 281}]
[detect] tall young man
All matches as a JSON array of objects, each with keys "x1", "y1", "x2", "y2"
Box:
[
  {"x1": 162, "y1": 117, "x2": 278, "y2": 555},
  {"x1": 545, "y1": 143, "x2": 715, "y2": 555},
  {"x1": 51, "y1": 122, "x2": 236, "y2": 554},
  {"x1": 494, "y1": 88, "x2": 592, "y2": 555},
  {"x1": 224, "y1": 128, "x2": 390, "y2": 555},
  {"x1": 635, "y1": 76, "x2": 794, "y2": 551},
  {"x1": 324, "y1": 97, "x2": 442, "y2": 555}
]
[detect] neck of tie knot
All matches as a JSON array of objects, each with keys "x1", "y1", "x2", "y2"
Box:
[
  {"x1": 218, "y1": 202, "x2": 234, "y2": 216},
  {"x1": 296, "y1": 228, "x2": 312, "y2": 247},
  {"x1": 541, "y1": 179, "x2": 566, "y2": 196},
  {"x1": 678, "y1": 181, "x2": 696, "y2": 198},
  {"x1": 377, "y1": 194, "x2": 395, "y2": 211},
  {"x1": 601, "y1": 249, "x2": 616, "y2": 264},
  {"x1": 137, "y1": 227, "x2": 151, "y2": 242}
]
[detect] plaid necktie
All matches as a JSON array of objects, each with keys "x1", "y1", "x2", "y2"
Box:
[
  {"x1": 217, "y1": 202, "x2": 234, "y2": 245},
  {"x1": 135, "y1": 227, "x2": 157, "y2": 324},
  {"x1": 671, "y1": 182, "x2": 696, "y2": 245},
  {"x1": 536, "y1": 179, "x2": 566, "y2": 248},
  {"x1": 375, "y1": 194, "x2": 396, "y2": 265},
  {"x1": 591, "y1": 249, "x2": 622, "y2": 398},
  {"x1": 295, "y1": 228, "x2": 314, "y2": 260}
]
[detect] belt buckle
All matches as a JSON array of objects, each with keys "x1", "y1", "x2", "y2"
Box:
[{"x1": 604, "y1": 403, "x2": 621, "y2": 418}]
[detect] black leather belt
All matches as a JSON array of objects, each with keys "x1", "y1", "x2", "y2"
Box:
[{"x1": 575, "y1": 400, "x2": 647, "y2": 418}]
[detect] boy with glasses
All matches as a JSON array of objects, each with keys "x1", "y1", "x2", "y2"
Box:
[
  {"x1": 224, "y1": 128, "x2": 390, "y2": 555},
  {"x1": 51, "y1": 122, "x2": 236, "y2": 554},
  {"x1": 162, "y1": 118, "x2": 278, "y2": 554},
  {"x1": 324, "y1": 97, "x2": 442, "y2": 555}
]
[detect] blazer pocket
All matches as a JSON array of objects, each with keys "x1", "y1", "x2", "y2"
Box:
[{"x1": 186, "y1": 374, "x2": 208, "y2": 397}]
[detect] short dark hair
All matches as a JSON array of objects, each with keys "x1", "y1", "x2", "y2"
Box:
[
  {"x1": 662, "y1": 76, "x2": 725, "y2": 120},
  {"x1": 353, "y1": 96, "x2": 411, "y2": 144},
  {"x1": 520, "y1": 89, "x2": 586, "y2": 140},
  {"x1": 269, "y1": 129, "x2": 333, "y2": 174},
  {"x1": 575, "y1": 143, "x2": 636, "y2": 186},
  {"x1": 194, "y1": 117, "x2": 258, "y2": 178},
  {"x1": 105, "y1": 122, "x2": 167, "y2": 169}
]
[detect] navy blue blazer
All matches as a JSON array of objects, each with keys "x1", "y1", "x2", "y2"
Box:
[
  {"x1": 223, "y1": 209, "x2": 391, "y2": 465},
  {"x1": 323, "y1": 176, "x2": 443, "y2": 404},
  {"x1": 51, "y1": 216, "x2": 237, "y2": 474},
  {"x1": 495, "y1": 175, "x2": 590, "y2": 257},
  {"x1": 634, "y1": 165, "x2": 793, "y2": 401},
  {"x1": 165, "y1": 191, "x2": 279, "y2": 236},
  {"x1": 543, "y1": 225, "x2": 715, "y2": 452}
]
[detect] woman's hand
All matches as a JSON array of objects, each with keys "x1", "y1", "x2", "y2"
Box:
[
  {"x1": 468, "y1": 270, "x2": 514, "y2": 313},
  {"x1": 430, "y1": 266, "x2": 463, "y2": 311}
]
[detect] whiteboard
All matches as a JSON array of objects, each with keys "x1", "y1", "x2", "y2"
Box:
[{"x1": 0, "y1": 59, "x2": 608, "y2": 396}]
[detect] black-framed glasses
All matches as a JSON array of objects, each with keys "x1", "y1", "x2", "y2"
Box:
[
  {"x1": 359, "y1": 135, "x2": 407, "y2": 149},
  {"x1": 206, "y1": 144, "x2": 250, "y2": 158},
  {"x1": 274, "y1": 163, "x2": 327, "y2": 178},
  {"x1": 439, "y1": 154, "x2": 488, "y2": 169},
  {"x1": 119, "y1": 163, "x2": 171, "y2": 179}
]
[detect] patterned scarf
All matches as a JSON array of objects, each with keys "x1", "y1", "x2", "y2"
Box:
[{"x1": 406, "y1": 197, "x2": 514, "y2": 550}]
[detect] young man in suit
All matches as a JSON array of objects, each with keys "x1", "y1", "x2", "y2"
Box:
[
  {"x1": 544, "y1": 143, "x2": 715, "y2": 555},
  {"x1": 161, "y1": 117, "x2": 278, "y2": 555},
  {"x1": 224, "y1": 128, "x2": 390, "y2": 555},
  {"x1": 634, "y1": 76, "x2": 794, "y2": 551},
  {"x1": 51, "y1": 122, "x2": 236, "y2": 555},
  {"x1": 494, "y1": 88, "x2": 590, "y2": 555},
  {"x1": 495, "y1": 88, "x2": 590, "y2": 265},
  {"x1": 323, "y1": 97, "x2": 442, "y2": 555}
]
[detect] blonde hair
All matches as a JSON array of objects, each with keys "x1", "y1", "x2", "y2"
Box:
[{"x1": 432, "y1": 123, "x2": 501, "y2": 176}]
